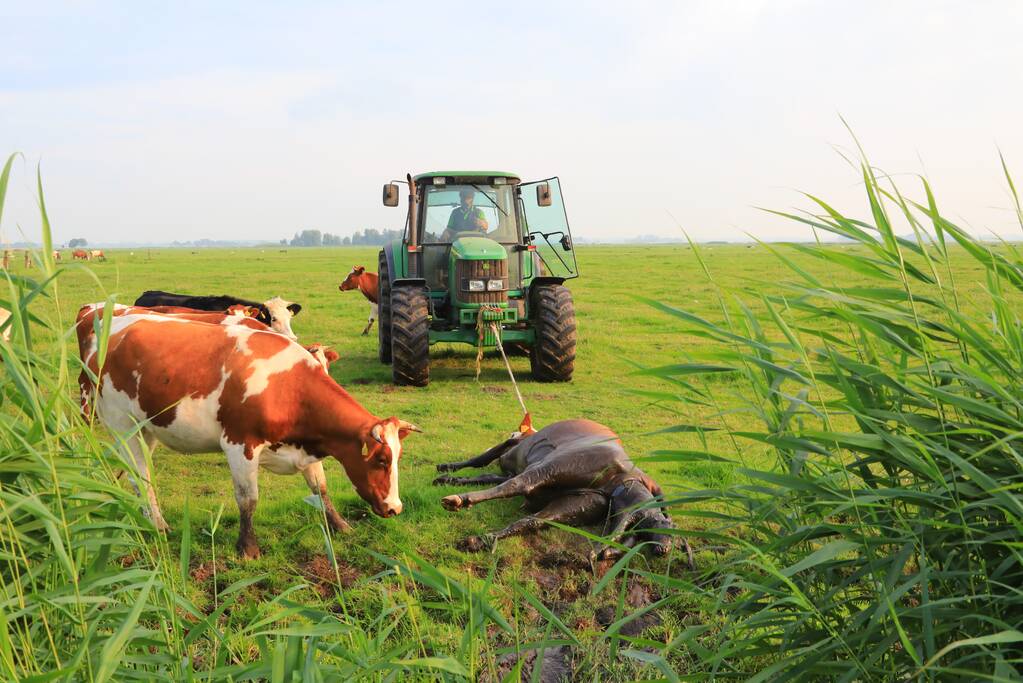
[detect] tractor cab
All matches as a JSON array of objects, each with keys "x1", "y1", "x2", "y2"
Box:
[{"x1": 378, "y1": 172, "x2": 578, "y2": 386}]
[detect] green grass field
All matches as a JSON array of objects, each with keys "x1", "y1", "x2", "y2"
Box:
[
  {"x1": 6, "y1": 240, "x2": 1007, "y2": 677},
  {"x1": 7, "y1": 242, "x2": 990, "y2": 670}
]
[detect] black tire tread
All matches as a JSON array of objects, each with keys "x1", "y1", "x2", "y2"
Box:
[
  {"x1": 391, "y1": 286, "x2": 430, "y2": 386},
  {"x1": 529, "y1": 285, "x2": 576, "y2": 382},
  {"x1": 378, "y1": 250, "x2": 392, "y2": 364}
]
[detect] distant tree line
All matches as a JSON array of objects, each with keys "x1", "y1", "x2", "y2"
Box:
[{"x1": 285, "y1": 228, "x2": 403, "y2": 247}]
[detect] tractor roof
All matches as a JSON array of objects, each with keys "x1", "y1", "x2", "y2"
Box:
[{"x1": 413, "y1": 171, "x2": 521, "y2": 184}]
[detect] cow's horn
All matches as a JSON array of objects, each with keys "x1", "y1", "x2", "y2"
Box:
[
  {"x1": 398, "y1": 420, "x2": 423, "y2": 433},
  {"x1": 370, "y1": 424, "x2": 385, "y2": 444}
]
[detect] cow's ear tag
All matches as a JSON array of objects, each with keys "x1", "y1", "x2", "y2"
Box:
[{"x1": 361, "y1": 443, "x2": 368, "y2": 457}]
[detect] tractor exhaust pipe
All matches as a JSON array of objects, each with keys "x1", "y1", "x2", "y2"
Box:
[{"x1": 406, "y1": 173, "x2": 419, "y2": 278}]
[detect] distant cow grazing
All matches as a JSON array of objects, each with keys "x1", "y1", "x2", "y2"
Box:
[
  {"x1": 76, "y1": 305, "x2": 420, "y2": 557},
  {"x1": 23, "y1": 251, "x2": 31, "y2": 268},
  {"x1": 134, "y1": 290, "x2": 303, "y2": 340},
  {"x1": 90, "y1": 250, "x2": 106, "y2": 260},
  {"x1": 338, "y1": 266, "x2": 379, "y2": 335},
  {"x1": 2, "y1": 250, "x2": 10, "y2": 270},
  {"x1": 73, "y1": 249, "x2": 90, "y2": 260},
  {"x1": 52, "y1": 250, "x2": 62, "y2": 261}
]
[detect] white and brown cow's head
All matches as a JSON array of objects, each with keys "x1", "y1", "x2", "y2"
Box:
[
  {"x1": 304, "y1": 343, "x2": 340, "y2": 373},
  {"x1": 338, "y1": 266, "x2": 366, "y2": 292},
  {"x1": 262, "y1": 296, "x2": 302, "y2": 340},
  {"x1": 334, "y1": 416, "x2": 421, "y2": 518}
]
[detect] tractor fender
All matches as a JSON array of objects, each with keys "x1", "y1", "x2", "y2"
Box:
[
  {"x1": 529, "y1": 276, "x2": 567, "y2": 289},
  {"x1": 393, "y1": 278, "x2": 427, "y2": 288}
]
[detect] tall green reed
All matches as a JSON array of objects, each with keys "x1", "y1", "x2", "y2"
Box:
[{"x1": 642, "y1": 147, "x2": 1023, "y2": 679}]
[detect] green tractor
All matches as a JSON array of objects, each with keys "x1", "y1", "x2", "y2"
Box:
[{"x1": 377, "y1": 172, "x2": 578, "y2": 386}]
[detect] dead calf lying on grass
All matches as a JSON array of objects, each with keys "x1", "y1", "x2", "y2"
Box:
[{"x1": 434, "y1": 418, "x2": 693, "y2": 566}]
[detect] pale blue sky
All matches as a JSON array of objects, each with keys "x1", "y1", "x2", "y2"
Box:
[{"x1": 2, "y1": 1, "x2": 1022, "y2": 244}]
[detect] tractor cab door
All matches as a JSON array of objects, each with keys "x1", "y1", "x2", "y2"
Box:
[{"x1": 518, "y1": 177, "x2": 579, "y2": 280}]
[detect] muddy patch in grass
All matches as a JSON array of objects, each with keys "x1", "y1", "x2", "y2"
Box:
[
  {"x1": 301, "y1": 555, "x2": 362, "y2": 598},
  {"x1": 594, "y1": 579, "x2": 662, "y2": 637},
  {"x1": 481, "y1": 645, "x2": 574, "y2": 683},
  {"x1": 481, "y1": 385, "x2": 508, "y2": 395},
  {"x1": 189, "y1": 560, "x2": 226, "y2": 584}
]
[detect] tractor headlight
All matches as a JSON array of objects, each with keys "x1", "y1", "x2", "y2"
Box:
[
  {"x1": 487, "y1": 279, "x2": 504, "y2": 291},
  {"x1": 467, "y1": 280, "x2": 485, "y2": 291}
]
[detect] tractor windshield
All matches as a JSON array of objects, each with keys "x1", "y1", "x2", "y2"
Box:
[{"x1": 421, "y1": 185, "x2": 520, "y2": 245}]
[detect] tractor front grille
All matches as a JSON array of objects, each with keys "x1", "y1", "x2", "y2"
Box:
[{"x1": 456, "y1": 259, "x2": 508, "y2": 305}]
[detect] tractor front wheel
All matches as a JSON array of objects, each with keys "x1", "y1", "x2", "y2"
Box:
[
  {"x1": 530, "y1": 285, "x2": 576, "y2": 382},
  {"x1": 377, "y1": 250, "x2": 392, "y2": 364},
  {"x1": 391, "y1": 286, "x2": 430, "y2": 386}
]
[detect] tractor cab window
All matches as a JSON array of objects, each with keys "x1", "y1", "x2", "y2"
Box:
[
  {"x1": 421, "y1": 185, "x2": 519, "y2": 244},
  {"x1": 519, "y1": 177, "x2": 579, "y2": 280},
  {"x1": 420, "y1": 184, "x2": 522, "y2": 291}
]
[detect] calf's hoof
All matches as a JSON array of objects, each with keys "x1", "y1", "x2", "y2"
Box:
[
  {"x1": 435, "y1": 463, "x2": 454, "y2": 473},
  {"x1": 456, "y1": 534, "x2": 494, "y2": 553},
  {"x1": 441, "y1": 494, "x2": 466, "y2": 511},
  {"x1": 236, "y1": 538, "x2": 262, "y2": 560}
]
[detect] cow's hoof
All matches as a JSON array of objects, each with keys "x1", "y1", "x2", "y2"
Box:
[
  {"x1": 435, "y1": 463, "x2": 452, "y2": 473},
  {"x1": 456, "y1": 535, "x2": 494, "y2": 552},
  {"x1": 441, "y1": 494, "x2": 465, "y2": 511},
  {"x1": 329, "y1": 516, "x2": 353, "y2": 534},
  {"x1": 237, "y1": 540, "x2": 262, "y2": 560}
]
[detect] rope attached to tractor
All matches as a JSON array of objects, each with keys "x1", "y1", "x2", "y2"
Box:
[{"x1": 475, "y1": 305, "x2": 530, "y2": 428}]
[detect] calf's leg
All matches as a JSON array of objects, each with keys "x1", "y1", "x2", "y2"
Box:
[
  {"x1": 436, "y1": 436, "x2": 519, "y2": 473},
  {"x1": 441, "y1": 465, "x2": 556, "y2": 511},
  {"x1": 301, "y1": 460, "x2": 351, "y2": 533},
  {"x1": 432, "y1": 473, "x2": 510, "y2": 487},
  {"x1": 225, "y1": 442, "x2": 263, "y2": 559},
  {"x1": 458, "y1": 492, "x2": 606, "y2": 552}
]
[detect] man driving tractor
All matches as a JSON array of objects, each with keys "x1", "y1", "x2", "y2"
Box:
[{"x1": 441, "y1": 187, "x2": 489, "y2": 240}]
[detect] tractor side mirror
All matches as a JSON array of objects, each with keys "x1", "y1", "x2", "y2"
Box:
[
  {"x1": 560, "y1": 234, "x2": 573, "y2": 251},
  {"x1": 382, "y1": 183, "x2": 400, "y2": 207},
  {"x1": 536, "y1": 183, "x2": 552, "y2": 207}
]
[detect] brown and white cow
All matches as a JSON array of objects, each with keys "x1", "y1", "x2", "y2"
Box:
[
  {"x1": 76, "y1": 304, "x2": 319, "y2": 417},
  {"x1": 73, "y1": 249, "x2": 90, "y2": 260},
  {"x1": 0, "y1": 307, "x2": 11, "y2": 342},
  {"x1": 134, "y1": 291, "x2": 302, "y2": 340},
  {"x1": 52, "y1": 250, "x2": 62, "y2": 261},
  {"x1": 338, "y1": 266, "x2": 379, "y2": 335},
  {"x1": 90, "y1": 249, "x2": 106, "y2": 260},
  {"x1": 76, "y1": 304, "x2": 420, "y2": 558}
]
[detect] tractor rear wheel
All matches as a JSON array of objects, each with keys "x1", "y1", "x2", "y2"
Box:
[
  {"x1": 377, "y1": 250, "x2": 392, "y2": 364},
  {"x1": 529, "y1": 285, "x2": 576, "y2": 382},
  {"x1": 391, "y1": 286, "x2": 430, "y2": 386}
]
